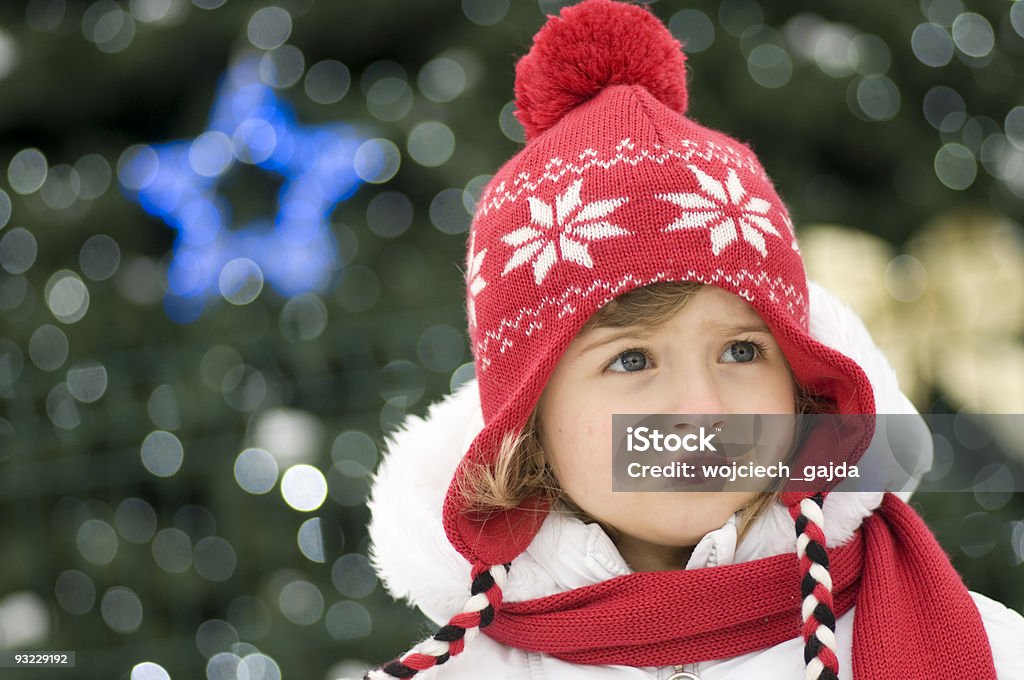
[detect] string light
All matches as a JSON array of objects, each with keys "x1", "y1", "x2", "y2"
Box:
[{"x1": 118, "y1": 53, "x2": 366, "y2": 322}]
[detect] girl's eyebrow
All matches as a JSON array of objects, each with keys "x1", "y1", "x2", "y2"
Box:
[
  {"x1": 705, "y1": 319, "x2": 771, "y2": 335},
  {"x1": 574, "y1": 327, "x2": 656, "y2": 358}
]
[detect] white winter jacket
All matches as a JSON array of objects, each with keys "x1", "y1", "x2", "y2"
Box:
[{"x1": 367, "y1": 281, "x2": 1024, "y2": 679}]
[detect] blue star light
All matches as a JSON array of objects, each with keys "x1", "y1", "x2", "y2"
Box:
[{"x1": 118, "y1": 54, "x2": 369, "y2": 322}]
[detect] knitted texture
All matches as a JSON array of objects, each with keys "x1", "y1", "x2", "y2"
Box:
[{"x1": 481, "y1": 493, "x2": 996, "y2": 680}]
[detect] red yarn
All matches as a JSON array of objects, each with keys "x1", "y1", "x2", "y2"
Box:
[
  {"x1": 514, "y1": 0, "x2": 688, "y2": 142},
  {"x1": 484, "y1": 493, "x2": 998, "y2": 679}
]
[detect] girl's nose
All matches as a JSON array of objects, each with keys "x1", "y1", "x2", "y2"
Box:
[{"x1": 665, "y1": 365, "x2": 726, "y2": 417}]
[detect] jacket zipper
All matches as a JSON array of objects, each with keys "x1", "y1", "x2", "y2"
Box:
[{"x1": 665, "y1": 663, "x2": 700, "y2": 679}]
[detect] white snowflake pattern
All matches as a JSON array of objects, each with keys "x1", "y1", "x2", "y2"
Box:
[
  {"x1": 658, "y1": 165, "x2": 782, "y2": 258},
  {"x1": 500, "y1": 178, "x2": 630, "y2": 285},
  {"x1": 466, "y1": 232, "x2": 487, "y2": 327}
]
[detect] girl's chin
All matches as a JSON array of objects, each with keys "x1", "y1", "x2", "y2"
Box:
[{"x1": 617, "y1": 501, "x2": 749, "y2": 540}]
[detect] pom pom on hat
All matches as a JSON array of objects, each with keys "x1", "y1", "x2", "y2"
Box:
[{"x1": 514, "y1": 0, "x2": 689, "y2": 142}]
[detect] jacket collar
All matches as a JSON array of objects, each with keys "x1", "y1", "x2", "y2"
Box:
[{"x1": 367, "y1": 281, "x2": 932, "y2": 624}]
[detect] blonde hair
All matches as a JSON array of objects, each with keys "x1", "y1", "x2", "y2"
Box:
[{"x1": 460, "y1": 282, "x2": 832, "y2": 548}]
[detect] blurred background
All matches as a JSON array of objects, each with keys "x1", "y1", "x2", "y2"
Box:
[{"x1": 1, "y1": 0, "x2": 1023, "y2": 678}]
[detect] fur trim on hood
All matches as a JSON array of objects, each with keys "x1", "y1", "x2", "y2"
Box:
[{"x1": 367, "y1": 281, "x2": 933, "y2": 626}]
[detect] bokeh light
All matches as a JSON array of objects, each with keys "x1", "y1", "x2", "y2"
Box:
[
  {"x1": 366, "y1": 77, "x2": 413, "y2": 122},
  {"x1": 130, "y1": 0, "x2": 185, "y2": 25},
  {"x1": 55, "y1": 570, "x2": 96, "y2": 616},
  {"x1": 0, "y1": 28, "x2": 20, "y2": 81},
  {"x1": 0, "y1": 188, "x2": 10, "y2": 228},
  {"x1": 131, "y1": 662, "x2": 171, "y2": 680},
  {"x1": 39, "y1": 164, "x2": 80, "y2": 210},
  {"x1": 247, "y1": 7, "x2": 292, "y2": 50},
  {"x1": 325, "y1": 601, "x2": 372, "y2": 641},
  {"x1": 912, "y1": 23, "x2": 954, "y2": 67},
  {"x1": 850, "y1": 76, "x2": 900, "y2": 122},
  {"x1": 304, "y1": 59, "x2": 351, "y2": 104},
  {"x1": 260, "y1": 44, "x2": 305, "y2": 89},
  {"x1": 65, "y1": 361, "x2": 108, "y2": 403},
  {"x1": 75, "y1": 153, "x2": 113, "y2": 199},
  {"x1": 82, "y1": 1, "x2": 136, "y2": 53},
  {"x1": 101, "y1": 586, "x2": 143, "y2": 634},
  {"x1": 45, "y1": 270, "x2": 90, "y2": 323},
  {"x1": 297, "y1": 517, "x2": 326, "y2": 563},
  {"x1": 353, "y1": 138, "x2": 401, "y2": 183},
  {"x1": 0, "y1": 227, "x2": 38, "y2": 274},
  {"x1": 746, "y1": 44, "x2": 791, "y2": 89},
  {"x1": 115, "y1": 498, "x2": 158, "y2": 544},
  {"x1": 152, "y1": 528, "x2": 193, "y2": 573},
  {"x1": 139, "y1": 431, "x2": 183, "y2": 477},
  {"x1": 934, "y1": 143, "x2": 977, "y2": 190},
  {"x1": 218, "y1": 258, "x2": 264, "y2": 305},
  {"x1": 194, "y1": 537, "x2": 237, "y2": 582},
  {"x1": 668, "y1": 9, "x2": 715, "y2": 53},
  {"x1": 232, "y1": 653, "x2": 281, "y2": 680},
  {"x1": 461, "y1": 0, "x2": 508, "y2": 26},
  {"x1": 206, "y1": 652, "x2": 242, "y2": 680},
  {"x1": 278, "y1": 293, "x2": 328, "y2": 341},
  {"x1": 331, "y1": 553, "x2": 377, "y2": 598},
  {"x1": 251, "y1": 408, "x2": 323, "y2": 467},
  {"x1": 717, "y1": 0, "x2": 763, "y2": 38},
  {"x1": 280, "y1": 464, "x2": 328, "y2": 511},
  {"x1": 8, "y1": 148, "x2": 48, "y2": 194},
  {"x1": 430, "y1": 187, "x2": 472, "y2": 234},
  {"x1": 79, "y1": 234, "x2": 121, "y2": 281},
  {"x1": 28, "y1": 323, "x2": 68, "y2": 370},
  {"x1": 366, "y1": 191, "x2": 413, "y2": 239},
  {"x1": 407, "y1": 121, "x2": 456, "y2": 167},
  {"x1": 227, "y1": 596, "x2": 271, "y2": 641},
  {"x1": 234, "y1": 448, "x2": 279, "y2": 494},
  {"x1": 418, "y1": 58, "x2": 467, "y2": 103},
  {"x1": 950, "y1": 13, "x2": 993, "y2": 59},
  {"x1": 278, "y1": 580, "x2": 324, "y2": 625},
  {"x1": 47, "y1": 383, "x2": 80, "y2": 430},
  {"x1": 0, "y1": 592, "x2": 49, "y2": 649},
  {"x1": 498, "y1": 100, "x2": 526, "y2": 143},
  {"x1": 196, "y1": 619, "x2": 239, "y2": 659}
]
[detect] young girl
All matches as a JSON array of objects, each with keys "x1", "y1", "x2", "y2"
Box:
[{"x1": 364, "y1": 1, "x2": 1024, "y2": 678}]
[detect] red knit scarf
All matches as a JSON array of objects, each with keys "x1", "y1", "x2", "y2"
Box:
[{"x1": 485, "y1": 493, "x2": 996, "y2": 678}]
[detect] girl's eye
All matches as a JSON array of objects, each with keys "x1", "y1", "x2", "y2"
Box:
[
  {"x1": 607, "y1": 349, "x2": 649, "y2": 373},
  {"x1": 721, "y1": 339, "x2": 767, "y2": 363}
]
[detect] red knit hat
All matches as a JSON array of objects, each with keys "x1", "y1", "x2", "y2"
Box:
[{"x1": 364, "y1": 2, "x2": 959, "y2": 679}]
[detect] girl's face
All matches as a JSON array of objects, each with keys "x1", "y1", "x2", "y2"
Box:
[{"x1": 537, "y1": 285, "x2": 796, "y2": 572}]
